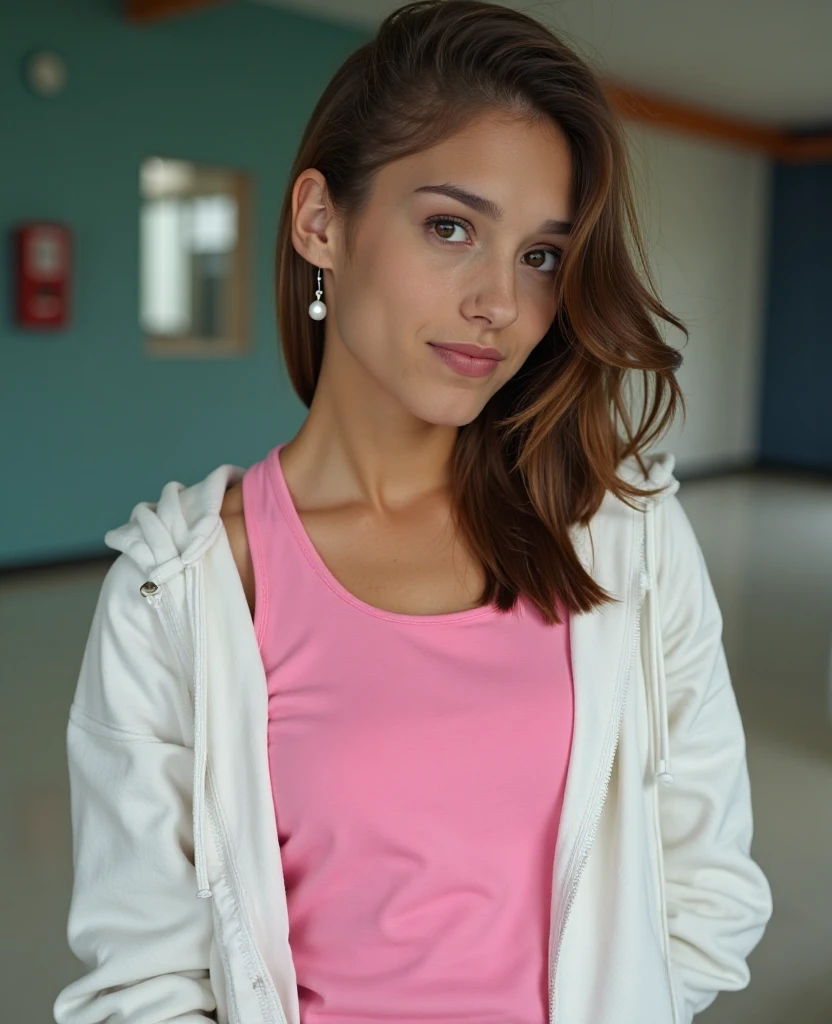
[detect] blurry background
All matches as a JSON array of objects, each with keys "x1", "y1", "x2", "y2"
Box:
[{"x1": 1, "y1": 0, "x2": 830, "y2": 1020}]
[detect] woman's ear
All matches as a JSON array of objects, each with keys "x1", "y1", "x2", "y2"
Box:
[{"x1": 291, "y1": 169, "x2": 339, "y2": 271}]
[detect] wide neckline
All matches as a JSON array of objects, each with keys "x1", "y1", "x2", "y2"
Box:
[{"x1": 266, "y1": 442, "x2": 500, "y2": 625}]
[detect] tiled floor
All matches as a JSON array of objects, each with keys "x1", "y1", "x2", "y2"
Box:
[
  {"x1": 1, "y1": 471, "x2": 830, "y2": 1022},
  {"x1": 681, "y1": 472, "x2": 832, "y2": 1024}
]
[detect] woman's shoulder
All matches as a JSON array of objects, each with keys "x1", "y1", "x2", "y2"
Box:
[{"x1": 220, "y1": 481, "x2": 255, "y2": 617}]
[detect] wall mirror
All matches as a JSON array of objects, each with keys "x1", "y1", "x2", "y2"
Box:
[{"x1": 140, "y1": 157, "x2": 251, "y2": 356}]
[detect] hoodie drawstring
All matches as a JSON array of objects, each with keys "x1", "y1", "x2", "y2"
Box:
[
  {"x1": 643, "y1": 504, "x2": 674, "y2": 787},
  {"x1": 186, "y1": 559, "x2": 213, "y2": 898}
]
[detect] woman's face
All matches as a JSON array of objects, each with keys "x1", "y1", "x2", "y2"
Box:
[{"x1": 294, "y1": 108, "x2": 574, "y2": 429}]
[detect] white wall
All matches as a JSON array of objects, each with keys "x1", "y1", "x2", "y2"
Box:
[{"x1": 624, "y1": 123, "x2": 773, "y2": 473}]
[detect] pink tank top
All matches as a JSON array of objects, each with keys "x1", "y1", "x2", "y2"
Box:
[{"x1": 241, "y1": 442, "x2": 574, "y2": 1023}]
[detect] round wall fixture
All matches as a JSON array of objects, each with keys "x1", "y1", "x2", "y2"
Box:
[{"x1": 24, "y1": 50, "x2": 68, "y2": 98}]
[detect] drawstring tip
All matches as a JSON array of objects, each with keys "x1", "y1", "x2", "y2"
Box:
[
  {"x1": 197, "y1": 888, "x2": 213, "y2": 899},
  {"x1": 657, "y1": 770, "x2": 674, "y2": 786}
]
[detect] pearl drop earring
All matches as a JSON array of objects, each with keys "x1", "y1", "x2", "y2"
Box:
[{"x1": 308, "y1": 266, "x2": 327, "y2": 320}]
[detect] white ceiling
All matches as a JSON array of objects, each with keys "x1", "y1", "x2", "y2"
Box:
[{"x1": 251, "y1": 0, "x2": 832, "y2": 129}]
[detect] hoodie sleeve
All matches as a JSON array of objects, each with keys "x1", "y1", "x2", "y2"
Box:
[
  {"x1": 655, "y1": 494, "x2": 773, "y2": 1022},
  {"x1": 53, "y1": 553, "x2": 217, "y2": 1024}
]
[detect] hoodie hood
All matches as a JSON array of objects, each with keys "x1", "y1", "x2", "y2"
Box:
[
  {"x1": 615, "y1": 448, "x2": 680, "y2": 508},
  {"x1": 103, "y1": 450, "x2": 680, "y2": 900},
  {"x1": 105, "y1": 463, "x2": 246, "y2": 578}
]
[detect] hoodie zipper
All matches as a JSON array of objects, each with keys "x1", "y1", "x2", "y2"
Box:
[
  {"x1": 204, "y1": 775, "x2": 289, "y2": 1024},
  {"x1": 548, "y1": 519, "x2": 647, "y2": 1024}
]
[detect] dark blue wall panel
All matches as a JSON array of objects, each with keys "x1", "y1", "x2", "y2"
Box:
[{"x1": 759, "y1": 161, "x2": 832, "y2": 470}]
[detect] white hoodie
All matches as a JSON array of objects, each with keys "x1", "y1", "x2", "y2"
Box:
[{"x1": 53, "y1": 449, "x2": 772, "y2": 1024}]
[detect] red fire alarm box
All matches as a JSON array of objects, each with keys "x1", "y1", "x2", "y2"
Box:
[{"x1": 14, "y1": 222, "x2": 72, "y2": 329}]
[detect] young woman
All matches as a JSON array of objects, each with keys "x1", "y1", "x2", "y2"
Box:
[{"x1": 53, "y1": 2, "x2": 772, "y2": 1023}]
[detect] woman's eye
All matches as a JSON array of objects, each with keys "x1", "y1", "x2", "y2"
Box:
[
  {"x1": 428, "y1": 217, "x2": 469, "y2": 243},
  {"x1": 425, "y1": 216, "x2": 562, "y2": 274},
  {"x1": 524, "y1": 249, "x2": 562, "y2": 273}
]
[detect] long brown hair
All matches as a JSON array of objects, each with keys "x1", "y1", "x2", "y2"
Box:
[{"x1": 275, "y1": 0, "x2": 687, "y2": 626}]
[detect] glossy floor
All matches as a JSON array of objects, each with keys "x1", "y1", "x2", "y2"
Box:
[{"x1": 1, "y1": 470, "x2": 830, "y2": 1022}]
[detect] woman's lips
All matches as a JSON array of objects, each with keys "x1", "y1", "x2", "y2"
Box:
[
  {"x1": 428, "y1": 343, "x2": 502, "y2": 378},
  {"x1": 430, "y1": 342, "x2": 504, "y2": 360}
]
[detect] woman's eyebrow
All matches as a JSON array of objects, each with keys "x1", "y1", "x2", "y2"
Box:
[{"x1": 413, "y1": 182, "x2": 572, "y2": 234}]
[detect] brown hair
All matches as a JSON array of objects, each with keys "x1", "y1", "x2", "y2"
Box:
[{"x1": 275, "y1": 0, "x2": 687, "y2": 626}]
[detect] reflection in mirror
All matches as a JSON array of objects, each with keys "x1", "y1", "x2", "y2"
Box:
[{"x1": 140, "y1": 157, "x2": 250, "y2": 355}]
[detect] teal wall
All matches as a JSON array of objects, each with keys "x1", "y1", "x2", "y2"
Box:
[{"x1": 0, "y1": 0, "x2": 367, "y2": 568}]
